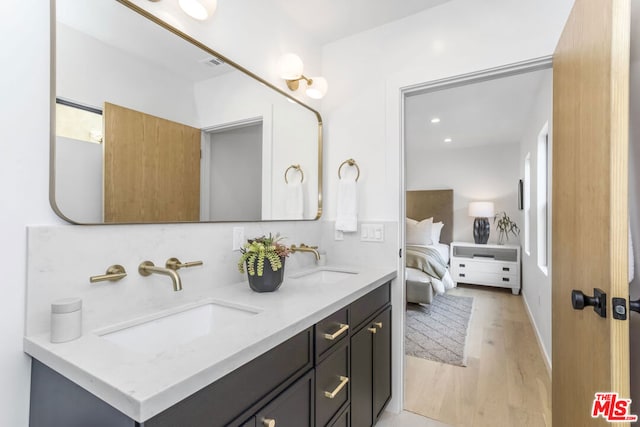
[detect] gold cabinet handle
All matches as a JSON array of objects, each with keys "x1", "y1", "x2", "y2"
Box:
[
  {"x1": 166, "y1": 257, "x2": 204, "y2": 271},
  {"x1": 89, "y1": 265, "x2": 127, "y2": 283},
  {"x1": 324, "y1": 376, "x2": 349, "y2": 399},
  {"x1": 262, "y1": 418, "x2": 276, "y2": 427},
  {"x1": 323, "y1": 323, "x2": 349, "y2": 341},
  {"x1": 374, "y1": 322, "x2": 383, "y2": 329},
  {"x1": 368, "y1": 327, "x2": 377, "y2": 334}
]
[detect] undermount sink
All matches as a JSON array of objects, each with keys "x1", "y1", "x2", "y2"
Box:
[
  {"x1": 99, "y1": 301, "x2": 261, "y2": 355},
  {"x1": 289, "y1": 268, "x2": 358, "y2": 284}
]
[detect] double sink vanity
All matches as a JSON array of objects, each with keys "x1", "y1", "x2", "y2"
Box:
[{"x1": 25, "y1": 265, "x2": 396, "y2": 426}]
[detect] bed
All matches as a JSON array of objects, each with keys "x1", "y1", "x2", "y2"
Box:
[{"x1": 405, "y1": 189, "x2": 455, "y2": 304}]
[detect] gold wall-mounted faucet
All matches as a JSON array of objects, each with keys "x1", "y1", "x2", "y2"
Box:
[
  {"x1": 138, "y1": 261, "x2": 183, "y2": 292},
  {"x1": 290, "y1": 244, "x2": 320, "y2": 261}
]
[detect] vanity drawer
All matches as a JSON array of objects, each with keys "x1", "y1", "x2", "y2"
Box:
[
  {"x1": 254, "y1": 370, "x2": 315, "y2": 427},
  {"x1": 315, "y1": 307, "x2": 349, "y2": 360},
  {"x1": 316, "y1": 341, "x2": 350, "y2": 427},
  {"x1": 350, "y1": 282, "x2": 390, "y2": 330},
  {"x1": 144, "y1": 328, "x2": 313, "y2": 427}
]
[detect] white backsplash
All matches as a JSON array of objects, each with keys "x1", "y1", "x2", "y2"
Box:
[
  {"x1": 26, "y1": 222, "x2": 322, "y2": 337},
  {"x1": 25, "y1": 220, "x2": 399, "y2": 338}
]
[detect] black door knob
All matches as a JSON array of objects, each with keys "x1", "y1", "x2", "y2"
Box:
[
  {"x1": 571, "y1": 288, "x2": 607, "y2": 318},
  {"x1": 631, "y1": 299, "x2": 640, "y2": 314}
]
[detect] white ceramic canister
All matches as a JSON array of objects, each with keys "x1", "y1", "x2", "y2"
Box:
[{"x1": 50, "y1": 297, "x2": 82, "y2": 343}]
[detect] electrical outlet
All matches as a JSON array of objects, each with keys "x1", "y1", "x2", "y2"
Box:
[
  {"x1": 334, "y1": 229, "x2": 344, "y2": 241},
  {"x1": 232, "y1": 227, "x2": 245, "y2": 251}
]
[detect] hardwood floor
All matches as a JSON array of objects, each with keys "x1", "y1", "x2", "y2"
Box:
[{"x1": 404, "y1": 285, "x2": 551, "y2": 427}]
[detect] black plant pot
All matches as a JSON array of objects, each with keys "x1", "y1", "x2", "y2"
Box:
[{"x1": 246, "y1": 257, "x2": 285, "y2": 293}]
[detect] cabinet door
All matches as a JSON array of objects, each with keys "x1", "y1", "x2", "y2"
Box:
[
  {"x1": 350, "y1": 326, "x2": 373, "y2": 427},
  {"x1": 255, "y1": 370, "x2": 314, "y2": 427},
  {"x1": 372, "y1": 307, "x2": 391, "y2": 421}
]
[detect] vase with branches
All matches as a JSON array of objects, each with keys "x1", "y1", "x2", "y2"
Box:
[{"x1": 494, "y1": 211, "x2": 520, "y2": 244}]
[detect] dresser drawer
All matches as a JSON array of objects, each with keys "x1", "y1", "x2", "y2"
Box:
[
  {"x1": 316, "y1": 307, "x2": 349, "y2": 361},
  {"x1": 451, "y1": 259, "x2": 518, "y2": 275},
  {"x1": 454, "y1": 271, "x2": 519, "y2": 288},
  {"x1": 316, "y1": 341, "x2": 349, "y2": 427}
]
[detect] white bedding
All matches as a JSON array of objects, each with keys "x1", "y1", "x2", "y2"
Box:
[
  {"x1": 407, "y1": 243, "x2": 449, "y2": 264},
  {"x1": 405, "y1": 243, "x2": 454, "y2": 295}
]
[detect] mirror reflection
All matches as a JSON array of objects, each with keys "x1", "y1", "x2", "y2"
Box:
[{"x1": 53, "y1": 0, "x2": 321, "y2": 224}]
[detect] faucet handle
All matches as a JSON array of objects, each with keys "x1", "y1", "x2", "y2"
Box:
[
  {"x1": 300, "y1": 243, "x2": 319, "y2": 249},
  {"x1": 166, "y1": 257, "x2": 204, "y2": 271}
]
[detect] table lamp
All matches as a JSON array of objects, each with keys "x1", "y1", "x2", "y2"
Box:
[{"x1": 468, "y1": 201, "x2": 495, "y2": 244}]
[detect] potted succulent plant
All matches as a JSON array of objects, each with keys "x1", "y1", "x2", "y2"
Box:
[
  {"x1": 238, "y1": 233, "x2": 291, "y2": 292},
  {"x1": 494, "y1": 211, "x2": 520, "y2": 244}
]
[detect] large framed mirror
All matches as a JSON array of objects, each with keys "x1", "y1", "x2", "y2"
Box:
[{"x1": 51, "y1": 0, "x2": 322, "y2": 224}]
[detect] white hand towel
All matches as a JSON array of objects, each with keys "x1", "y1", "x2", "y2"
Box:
[
  {"x1": 335, "y1": 176, "x2": 358, "y2": 232},
  {"x1": 285, "y1": 181, "x2": 304, "y2": 220}
]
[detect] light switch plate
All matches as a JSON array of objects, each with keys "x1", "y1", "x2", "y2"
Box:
[
  {"x1": 232, "y1": 227, "x2": 245, "y2": 251},
  {"x1": 360, "y1": 223, "x2": 384, "y2": 242}
]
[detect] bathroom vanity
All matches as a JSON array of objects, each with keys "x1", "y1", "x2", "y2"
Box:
[{"x1": 25, "y1": 267, "x2": 395, "y2": 426}]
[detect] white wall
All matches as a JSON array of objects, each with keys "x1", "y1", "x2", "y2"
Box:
[
  {"x1": 406, "y1": 143, "x2": 521, "y2": 245},
  {"x1": 0, "y1": 2, "x2": 324, "y2": 426},
  {"x1": 518, "y1": 70, "x2": 553, "y2": 368},
  {"x1": 321, "y1": 0, "x2": 572, "y2": 411},
  {"x1": 55, "y1": 137, "x2": 103, "y2": 223}
]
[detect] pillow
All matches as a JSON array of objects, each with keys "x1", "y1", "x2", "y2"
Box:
[
  {"x1": 432, "y1": 221, "x2": 444, "y2": 243},
  {"x1": 406, "y1": 217, "x2": 433, "y2": 245}
]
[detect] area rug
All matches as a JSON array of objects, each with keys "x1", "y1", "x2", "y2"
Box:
[{"x1": 405, "y1": 293, "x2": 473, "y2": 367}]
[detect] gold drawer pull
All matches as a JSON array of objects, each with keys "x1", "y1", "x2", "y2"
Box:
[
  {"x1": 323, "y1": 323, "x2": 349, "y2": 341},
  {"x1": 324, "y1": 376, "x2": 349, "y2": 399},
  {"x1": 373, "y1": 322, "x2": 383, "y2": 329},
  {"x1": 368, "y1": 327, "x2": 377, "y2": 334},
  {"x1": 262, "y1": 418, "x2": 276, "y2": 427}
]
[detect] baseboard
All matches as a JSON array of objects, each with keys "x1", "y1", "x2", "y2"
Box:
[{"x1": 521, "y1": 293, "x2": 552, "y2": 377}]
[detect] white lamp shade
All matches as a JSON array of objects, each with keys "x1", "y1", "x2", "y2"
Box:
[
  {"x1": 279, "y1": 53, "x2": 304, "y2": 80},
  {"x1": 178, "y1": 0, "x2": 217, "y2": 21},
  {"x1": 306, "y1": 76, "x2": 328, "y2": 99},
  {"x1": 468, "y1": 201, "x2": 495, "y2": 218}
]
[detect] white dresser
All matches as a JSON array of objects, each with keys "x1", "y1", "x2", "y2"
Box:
[{"x1": 450, "y1": 241, "x2": 521, "y2": 295}]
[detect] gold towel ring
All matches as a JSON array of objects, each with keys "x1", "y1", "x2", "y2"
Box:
[
  {"x1": 338, "y1": 158, "x2": 360, "y2": 182},
  {"x1": 284, "y1": 164, "x2": 304, "y2": 183}
]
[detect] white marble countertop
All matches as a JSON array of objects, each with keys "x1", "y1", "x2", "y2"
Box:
[{"x1": 24, "y1": 265, "x2": 396, "y2": 422}]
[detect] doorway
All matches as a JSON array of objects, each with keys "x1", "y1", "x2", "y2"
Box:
[{"x1": 399, "y1": 58, "x2": 554, "y2": 425}]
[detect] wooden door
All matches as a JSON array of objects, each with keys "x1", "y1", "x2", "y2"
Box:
[
  {"x1": 552, "y1": 0, "x2": 631, "y2": 425},
  {"x1": 104, "y1": 103, "x2": 201, "y2": 222}
]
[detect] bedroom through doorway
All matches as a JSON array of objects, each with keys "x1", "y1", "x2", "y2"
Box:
[{"x1": 401, "y1": 60, "x2": 553, "y2": 426}]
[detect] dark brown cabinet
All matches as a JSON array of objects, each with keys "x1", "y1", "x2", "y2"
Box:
[
  {"x1": 349, "y1": 287, "x2": 391, "y2": 427},
  {"x1": 250, "y1": 370, "x2": 315, "y2": 427}
]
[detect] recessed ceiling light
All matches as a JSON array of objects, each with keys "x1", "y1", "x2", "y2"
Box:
[
  {"x1": 430, "y1": 118, "x2": 441, "y2": 123},
  {"x1": 444, "y1": 138, "x2": 452, "y2": 143}
]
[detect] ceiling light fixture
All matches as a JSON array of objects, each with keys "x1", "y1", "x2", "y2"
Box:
[
  {"x1": 430, "y1": 118, "x2": 441, "y2": 123},
  {"x1": 279, "y1": 53, "x2": 328, "y2": 99},
  {"x1": 178, "y1": 0, "x2": 217, "y2": 21},
  {"x1": 444, "y1": 138, "x2": 452, "y2": 143}
]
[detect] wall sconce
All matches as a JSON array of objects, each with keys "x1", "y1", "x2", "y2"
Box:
[
  {"x1": 178, "y1": 0, "x2": 217, "y2": 20},
  {"x1": 279, "y1": 53, "x2": 328, "y2": 99}
]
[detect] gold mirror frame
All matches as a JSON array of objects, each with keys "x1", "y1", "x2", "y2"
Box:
[{"x1": 49, "y1": 0, "x2": 323, "y2": 224}]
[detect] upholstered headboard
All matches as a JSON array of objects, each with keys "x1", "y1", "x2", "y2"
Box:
[{"x1": 406, "y1": 189, "x2": 454, "y2": 244}]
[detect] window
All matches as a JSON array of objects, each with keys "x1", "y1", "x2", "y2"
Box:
[
  {"x1": 524, "y1": 153, "x2": 531, "y2": 255},
  {"x1": 537, "y1": 123, "x2": 550, "y2": 274}
]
